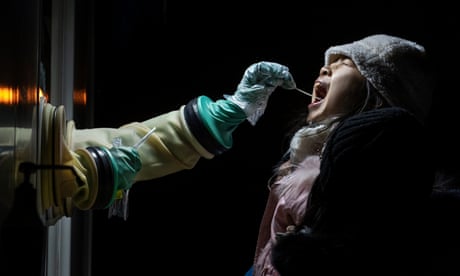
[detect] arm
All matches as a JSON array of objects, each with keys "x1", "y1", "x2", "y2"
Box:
[{"x1": 69, "y1": 61, "x2": 296, "y2": 211}]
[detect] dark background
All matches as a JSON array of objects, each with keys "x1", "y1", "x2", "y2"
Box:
[{"x1": 89, "y1": 1, "x2": 459, "y2": 275}]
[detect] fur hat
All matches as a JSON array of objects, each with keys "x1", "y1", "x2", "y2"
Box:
[{"x1": 325, "y1": 34, "x2": 434, "y2": 123}]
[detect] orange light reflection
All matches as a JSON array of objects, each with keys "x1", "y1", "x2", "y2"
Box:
[
  {"x1": 73, "y1": 89, "x2": 87, "y2": 105},
  {"x1": 0, "y1": 85, "x2": 48, "y2": 105},
  {"x1": 0, "y1": 86, "x2": 19, "y2": 105}
]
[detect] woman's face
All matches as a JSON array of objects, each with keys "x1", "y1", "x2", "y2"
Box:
[{"x1": 307, "y1": 56, "x2": 367, "y2": 124}]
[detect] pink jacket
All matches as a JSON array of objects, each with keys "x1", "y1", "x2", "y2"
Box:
[{"x1": 252, "y1": 156, "x2": 320, "y2": 276}]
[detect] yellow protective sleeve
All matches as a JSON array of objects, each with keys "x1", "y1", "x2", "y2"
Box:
[{"x1": 71, "y1": 105, "x2": 214, "y2": 181}]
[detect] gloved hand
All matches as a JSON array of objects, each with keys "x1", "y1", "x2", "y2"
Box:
[
  {"x1": 225, "y1": 61, "x2": 296, "y2": 125},
  {"x1": 106, "y1": 146, "x2": 141, "y2": 192},
  {"x1": 184, "y1": 61, "x2": 296, "y2": 155},
  {"x1": 73, "y1": 144, "x2": 141, "y2": 211},
  {"x1": 95, "y1": 145, "x2": 141, "y2": 209}
]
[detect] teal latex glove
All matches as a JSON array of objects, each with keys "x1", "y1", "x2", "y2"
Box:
[
  {"x1": 102, "y1": 146, "x2": 141, "y2": 207},
  {"x1": 107, "y1": 146, "x2": 141, "y2": 191},
  {"x1": 225, "y1": 61, "x2": 297, "y2": 125},
  {"x1": 196, "y1": 95, "x2": 247, "y2": 150}
]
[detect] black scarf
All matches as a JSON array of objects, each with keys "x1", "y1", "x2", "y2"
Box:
[{"x1": 272, "y1": 107, "x2": 435, "y2": 276}]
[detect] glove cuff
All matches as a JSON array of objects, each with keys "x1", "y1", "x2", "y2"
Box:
[
  {"x1": 77, "y1": 145, "x2": 140, "y2": 210},
  {"x1": 184, "y1": 97, "x2": 228, "y2": 155},
  {"x1": 184, "y1": 96, "x2": 246, "y2": 154}
]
